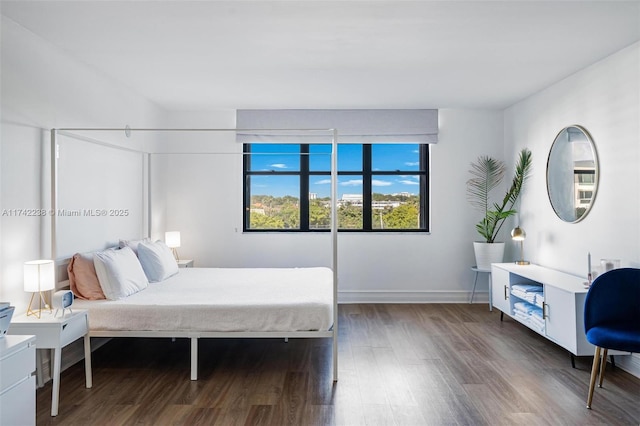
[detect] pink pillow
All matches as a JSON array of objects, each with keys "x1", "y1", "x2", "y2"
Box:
[{"x1": 68, "y1": 252, "x2": 106, "y2": 300}]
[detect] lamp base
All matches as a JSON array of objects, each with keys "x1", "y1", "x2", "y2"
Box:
[
  {"x1": 26, "y1": 291, "x2": 52, "y2": 319},
  {"x1": 515, "y1": 260, "x2": 530, "y2": 265}
]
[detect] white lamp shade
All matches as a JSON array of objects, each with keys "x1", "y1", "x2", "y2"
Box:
[
  {"x1": 165, "y1": 231, "x2": 181, "y2": 248},
  {"x1": 24, "y1": 260, "x2": 55, "y2": 292}
]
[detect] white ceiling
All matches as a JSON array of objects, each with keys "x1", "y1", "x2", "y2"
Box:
[{"x1": 2, "y1": 1, "x2": 640, "y2": 111}]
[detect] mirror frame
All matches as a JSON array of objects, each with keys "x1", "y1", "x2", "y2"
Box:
[{"x1": 546, "y1": 125, "x2": 599, "y2": 223}]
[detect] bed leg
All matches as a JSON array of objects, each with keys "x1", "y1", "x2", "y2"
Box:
[
  {"x1": 190, "y1": 337, "x2": 198, "y2": 381},
  {"x1": 332, "y1": 329, "x2": 338, "y2": 382}
]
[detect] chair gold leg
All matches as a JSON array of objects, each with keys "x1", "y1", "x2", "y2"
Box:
[
  {"x1": 598, "y1": 348, "x2": 608, "y2": 388},
  {"x1": 587, "y1": 346, "x2": 601, "y2": 409}
]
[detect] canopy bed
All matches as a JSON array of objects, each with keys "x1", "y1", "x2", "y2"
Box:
[{"x1": 49, "y1": 126, "x2": 339, "y2": 381}]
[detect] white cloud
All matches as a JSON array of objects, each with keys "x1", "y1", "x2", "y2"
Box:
[
  {"x1": 314, "y1": 179, "x2": 332, "y2": 185},
  {"x1": 270, "y1": 163, "x2": 288, "y2": 169},
  {"x1": 398, "y1": 179, "x2": 419, "y2": 186},
  {"x1": 341, "y1": 179, "x2": 363, "y2": 187},
  {"x1": 405, "y1": 161, "x2": 419, "y2": 166},
  {"x1": 372, "y1": 179, "x2": 392, "y2": 187}
]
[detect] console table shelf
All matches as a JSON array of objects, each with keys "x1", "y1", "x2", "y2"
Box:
[{"x1": 491, "y1": 263, "x2": 593, "y2": 357}]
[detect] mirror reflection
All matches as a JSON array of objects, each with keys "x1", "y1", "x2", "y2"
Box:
[{"x1": 546, "y1": 125, "x2": 599, "y2": 222}]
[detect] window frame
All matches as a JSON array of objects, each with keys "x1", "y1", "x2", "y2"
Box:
[{"x1": 243, "y1": 143, "x2": 429, "y2": 232}]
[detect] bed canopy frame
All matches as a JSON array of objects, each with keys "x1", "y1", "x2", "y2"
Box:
[{"x1": 50, "y1": 127, "x2": 339, "y2": 381}]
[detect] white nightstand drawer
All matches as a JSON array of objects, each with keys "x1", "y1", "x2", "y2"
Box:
[
  {"x1": 0, "y1": 344, "x2": 35, "y2": 393},
  {"x1": 60, "y1": 315, "x2": 88, "y2": 347},
  {"x1": 0, "y1": 336, "x2": 35, "y2": 425},
  {"x1": 0, "y1": 375, "x2": 35, "y2": 426},
  {"x1": 177, "y1": 259, "x2": 194, "y2": 268}
]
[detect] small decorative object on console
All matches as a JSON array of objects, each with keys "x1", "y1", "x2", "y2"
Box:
[
  {"x1": 600, "y1": 259, "x2": 620, "y2": 272},
  {"x1": 52, "y1": 290, "x2": 74, "y2": 317},
  {"x1": 511, "y1": 226, "x2": 530, "y2": 265},
  {"x1": 586, "y1": 252, "x2": 592, "y2": 287}
]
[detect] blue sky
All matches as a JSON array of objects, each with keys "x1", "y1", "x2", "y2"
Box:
[{"x1": 250, "y1": 144, "x2": 422, "y2": 198}]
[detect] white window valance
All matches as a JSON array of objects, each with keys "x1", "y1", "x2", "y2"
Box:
[{"x1": 236, "y1": 109, "x2": 438, "y2": 144}]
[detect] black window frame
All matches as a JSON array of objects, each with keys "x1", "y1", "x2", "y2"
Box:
[{"x1": 243, "y1": 143, "x2": 430, "y2": 232}]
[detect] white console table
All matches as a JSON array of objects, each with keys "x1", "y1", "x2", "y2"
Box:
[{"x1": 491, "y1": 263, "x2": 595, "y2": 361}]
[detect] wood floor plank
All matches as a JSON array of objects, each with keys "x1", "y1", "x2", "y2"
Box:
[
  {"x1": 333, "y1": 402, "x2": 367, "y2": 426},
  {"x1": 383, "y1": 321, "x2": 425, "y2": 365},
  {"x1": 371, "y1": 347, "x2": 418, "y2": 407},
  {"x1": 243, "y1": 405, "x2": 272, "y2": 426},
  {"x1": 410, "y1": 386, "x2": 459, "y2": 425},
  {"x1": 361, "y1": 403, "x2": 397, "y2": 426},
  {"x1": 352, "y1": 345, "x2": 389, "y2": 405},
  {"x1": 151, "y1": 405, "x2": 220, "y2": 426},
  {"x1": 35, "y1": 304, "x2": 640, "y2": 425}
]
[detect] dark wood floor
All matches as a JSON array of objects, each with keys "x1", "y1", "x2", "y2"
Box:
[{"x1": 37, "y1": 304, "x2": 640, "y2": 425}]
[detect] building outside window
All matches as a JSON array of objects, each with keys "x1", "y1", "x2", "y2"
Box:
[{"x1": 243, "y1": 143, "x2": 429, "y2": 232}]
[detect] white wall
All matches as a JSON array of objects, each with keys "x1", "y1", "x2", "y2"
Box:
[
  {"x1": 0, "y1": 16, "x2": 165, "y2": 311},
  {"x1": 150, "y1": 109, "x2": 505, "y2": 302},
  {"x1": 504, "y1": 41, "x2": 640, "y2": 376},
  {"x1": 504, "y1": 41, "x2": 640, "y2": 275}
]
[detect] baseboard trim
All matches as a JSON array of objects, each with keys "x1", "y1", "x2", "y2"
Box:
[
  {"x1": 616, "y1": 353, "x2": 640, "y2": 379},
  {"x1": 338, "y1": 290, "x2": 490, "y2": 304}
]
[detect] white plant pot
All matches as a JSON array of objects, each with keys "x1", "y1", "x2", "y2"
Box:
[{"x1": 473, "y1": 242, "x2": 505, "y2": 271}]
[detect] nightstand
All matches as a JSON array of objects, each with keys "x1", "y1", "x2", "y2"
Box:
[
  {"x1": 9, "y1": 310, "x2": 92, "y2": 416},
  {"x1": 177, "y1": 259, "x2": 194, "y2": 268}
]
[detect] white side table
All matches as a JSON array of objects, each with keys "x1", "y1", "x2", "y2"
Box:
[
  {"x1": 177, "y1": 259, "x2": 194, "y2": 268},
  {"x1": 8, "y1": 310, "x2": 92, "y2": 416},
  {"x1": 470, "y1": 266, "x2": 492, "y2": 311}
]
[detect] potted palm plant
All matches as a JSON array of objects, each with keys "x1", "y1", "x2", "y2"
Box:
[{"x1": 466, "y1": 148, "x2": 532, "y2": 270}]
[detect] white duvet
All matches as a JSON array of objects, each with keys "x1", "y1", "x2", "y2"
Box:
[{"x1": 72, "y1": 267, "x2": 333, "y2": 332}]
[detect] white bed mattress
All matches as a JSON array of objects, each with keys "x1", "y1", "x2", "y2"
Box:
[{"x1": 72, "y1": 267, "x2": 333, "y2": 333}]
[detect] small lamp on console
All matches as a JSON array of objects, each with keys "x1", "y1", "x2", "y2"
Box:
[
  {"x1": 511, "y1": 226, "x2": 530, "y2": 265},
  {"x1": 24, "y1": 259, "x2": 55, "y2": 318},
  {"x1": 165, "y1": 231, "x2": 181, "y2": 261}
]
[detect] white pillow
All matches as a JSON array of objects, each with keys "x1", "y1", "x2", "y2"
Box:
[
  {"x1": 119, "y1": 238, "x2": 151, "y2": 256},
  {"x1": 94, "y1": 247, "x2": 149, "y2": 300},
  {"x1": 137, "y1": 240, "x2": 179, "y2": 283}
]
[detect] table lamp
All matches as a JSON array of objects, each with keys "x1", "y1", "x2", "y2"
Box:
[
  {"x1": 165, "y1": 231, "x2": 181, "y2": 261},
  {"x1": 24, "y1": 259, "x2": 55, "y2": 318},
  {"x1": 511, "y1": 226, "x2": 530, "y2": 265}
]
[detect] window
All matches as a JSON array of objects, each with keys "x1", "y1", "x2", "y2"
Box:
[
  {"x1": 573, "y1": 169, "x2": 596, "y2": 185},
  {"x1": 576, "y1": 172, "x2": 595, "y2": 184},
  {"x1": 578, "y1": 190, "x2": 593, "y2": 204},
  {"x1": 243, "y1": 143, "x2": 429, "y2": 232}
]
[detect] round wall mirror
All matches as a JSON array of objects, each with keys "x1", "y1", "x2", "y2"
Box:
[{"x1": 546, "y1": 125, "x2": 599, "y2": 222}]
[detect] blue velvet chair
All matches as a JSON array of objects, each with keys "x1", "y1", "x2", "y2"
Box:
[{"x1": 584, "y1": 267, "x2": 640, "y2": 409}]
